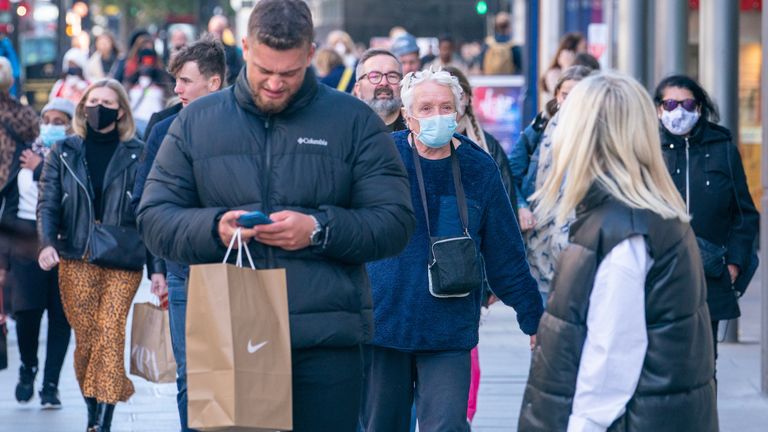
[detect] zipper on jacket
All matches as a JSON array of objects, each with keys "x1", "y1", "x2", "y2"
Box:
[
  {"x1": 263, "y1": 116, "x2": 274, "y2": 268},
  {"x1": 60, "y1": 153, "x2": 94, "y2": 259},
  {"x1": 685, "y1": 137, "x2": 690, "y2": 214}
]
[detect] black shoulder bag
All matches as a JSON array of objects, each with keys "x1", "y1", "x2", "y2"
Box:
[{"x1": 412, "y1": 139, "x2": 482, "y2": 298}]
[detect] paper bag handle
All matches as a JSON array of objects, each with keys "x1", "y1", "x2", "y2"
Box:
[{"x1": 223, "y1": 228, "x2": 256, "y2": 270}]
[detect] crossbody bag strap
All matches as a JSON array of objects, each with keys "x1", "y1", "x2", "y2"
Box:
[{"x1": 449, "y1": 142, "x2": 470, "y2": 236}]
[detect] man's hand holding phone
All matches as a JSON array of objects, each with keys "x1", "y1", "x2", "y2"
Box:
[
  {"x1": 217, "y1": 210, "x2": 258, "y2": 248},
  {"x1": 218, "y1": 210, "x2": 315, "y2": 251},
  {"x1": 252, "y1": 210, "x2": 315, "y2": 251}
]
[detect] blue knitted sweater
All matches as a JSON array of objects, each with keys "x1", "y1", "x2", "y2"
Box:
[{"x1": 367, "y1": 131, "x2": 542, "y2": 352}]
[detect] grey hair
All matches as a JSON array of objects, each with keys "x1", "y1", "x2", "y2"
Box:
[
  {"x1": 0, "y1": 57, "x2": 13, "y2": 92},
  {"x1": 400, "y1": 66, "x2": 465, "y2": 115},
  {"x1": 355, "y1": 48, "x2": 401, "y2": 81}
]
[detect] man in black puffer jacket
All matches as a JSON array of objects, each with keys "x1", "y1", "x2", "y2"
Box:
[{"x1": 136, "y1": 1, "x2": 415, "y2": 430}]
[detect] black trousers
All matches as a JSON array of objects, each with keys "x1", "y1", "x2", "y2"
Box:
[
  {"x1": 292, "y1": 345, "x2": 363, "y2": 432},
  {"x1": 15, "y1": 303, "x2": 71, "y2": 385},
  {"x1": 8, "y1": 218, "x2": 71, "y2": 386}
]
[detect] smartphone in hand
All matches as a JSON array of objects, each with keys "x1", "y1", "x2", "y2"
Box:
[{"x1": 237, "y1": 211, "x2": 274, "y2": 227}]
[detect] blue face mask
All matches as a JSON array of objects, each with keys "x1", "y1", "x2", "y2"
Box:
[
  {"x1": 416, "y1": 113, "x2": 457, "y2": 148},
  {"x1": 40, "y1": 124, "x2": 68, "y2": 148}
]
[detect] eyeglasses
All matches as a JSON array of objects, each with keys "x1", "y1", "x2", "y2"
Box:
[
  {"x1": 662, "y1": 98, "x2": 698, "y2": 112},
  {"x1": 359, "y1": 71, "x2": 403, "y2": 85}
]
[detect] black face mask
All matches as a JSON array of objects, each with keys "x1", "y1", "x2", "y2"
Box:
[
  {"x1": 85, "y1": 104, "x2": 119, "y2": 131},
  {"x1": 66, "y1": 66, "x2": 83, "y2": 77}
]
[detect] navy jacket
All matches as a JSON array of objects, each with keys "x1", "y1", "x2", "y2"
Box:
[
  {"x1": 133, "y1": 114, "x2": 179, "y2": 278},
  {"x1": 509, "y1": 112, "x2": 548, "y2": 208}
]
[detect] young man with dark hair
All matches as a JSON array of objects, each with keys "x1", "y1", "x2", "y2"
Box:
[
  {"x1": 137, "y1": 1, "x2": 415, "y2": 430},
  {"x1": 353, "y1": 48, "x2": 406, "y2": 132},
  {"x1": 132, "y1": 35, "x2": 225, "y2": 432}
]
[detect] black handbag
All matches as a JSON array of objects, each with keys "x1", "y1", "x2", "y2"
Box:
[
  {"x1": 695, "y1": 236, "x2": 726, "y2": 278},
  {"x1": 412, "y1": 140, "x2": 482, "y2": 298},
  {"x1": 88, "y1": 223, "x2": 145, "y2": 271}
]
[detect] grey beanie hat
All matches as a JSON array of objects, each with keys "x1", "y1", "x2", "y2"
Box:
[{"x1": 42, "y1": 97, "x2": 76, "y2": 119}]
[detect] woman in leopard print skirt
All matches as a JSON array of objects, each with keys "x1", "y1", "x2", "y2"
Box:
[{"x1": 37, "y1": 79, "x2": 145, "y2": 432}]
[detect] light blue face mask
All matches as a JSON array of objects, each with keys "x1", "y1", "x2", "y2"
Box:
[
  {"x1": 416, "y1": 113, "x2": 457, "y2": 148},
  {"x1": 40, "y1": 124, "x2": 67, "y2": 148}
]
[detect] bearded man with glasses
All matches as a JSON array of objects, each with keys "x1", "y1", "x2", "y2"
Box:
[{"x1": 354, "y1": 49, "x2": 407, "y2": 132}]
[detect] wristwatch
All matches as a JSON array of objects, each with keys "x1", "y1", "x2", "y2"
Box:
[{"x1": 309, "y1": 215, "x2": 327, "y2": 247}]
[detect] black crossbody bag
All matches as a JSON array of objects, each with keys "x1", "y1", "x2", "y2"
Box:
[{"x1": 411, "y1": 140, "x2": 482, "y2": 298}]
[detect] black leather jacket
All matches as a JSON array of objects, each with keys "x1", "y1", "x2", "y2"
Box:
[{"x1": 37, "y1": 135, "x2": 144, "y2": 259}]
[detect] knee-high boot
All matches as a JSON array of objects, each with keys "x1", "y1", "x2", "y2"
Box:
[
  {"x1": 84, "y1": 397, "x2": 97, "y2": 431},
  {"x1": 94, "y1": 403, "x2": 116, "y2": 432}
]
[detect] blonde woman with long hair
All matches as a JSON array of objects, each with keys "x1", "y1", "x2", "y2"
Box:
[
  {"x1": 519, "y1": 73, "x2": 717, "y2": 431},
  {"x1": 37, "y1": 79, "x2": 145, "y2": 432}
]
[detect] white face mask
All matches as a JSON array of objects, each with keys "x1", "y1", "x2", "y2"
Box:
[
  {"x1": 661, "y1": 106, "x2": 700, "y2": 136},
  {"x1": 138, "y1": 76, "x2": 152, "y2": 88},
  {"x1": 334, "y1": 42, "x2": 347, "y2": 56}
]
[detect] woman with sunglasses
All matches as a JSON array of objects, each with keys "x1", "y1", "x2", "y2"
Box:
[{"x1": 655, "y1": 75, "x2": 758, "y2": 379}]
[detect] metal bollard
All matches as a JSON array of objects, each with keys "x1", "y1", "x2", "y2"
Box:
[{"x1": 723, "y1": 318, "x2": 739, "y2": 343}]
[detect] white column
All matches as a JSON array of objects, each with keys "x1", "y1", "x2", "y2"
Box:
[
  {"x1": 654, "y1": 0, "x2": 688, "y2": 82},
  {"x1": 616, "y1": 0, "x2": 648, "y2": 83}
]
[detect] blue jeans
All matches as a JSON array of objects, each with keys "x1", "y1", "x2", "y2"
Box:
[{"x1": 167, "y1": 273, "x2": 196, "y2": 432}]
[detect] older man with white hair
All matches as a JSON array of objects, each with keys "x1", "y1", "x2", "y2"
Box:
[{"x1": 361, "y1": 68, "x2": 542, "y2": 432}]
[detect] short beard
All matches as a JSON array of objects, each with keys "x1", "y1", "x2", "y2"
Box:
[
  {"x1": 367, "y1": 97, "x2": 402, "y2": 120},
  {"x1": 253, "y1": 91, "x2": 295, "y2": 114}
]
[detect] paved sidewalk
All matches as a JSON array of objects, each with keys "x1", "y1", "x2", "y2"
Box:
[
  {"x1": 0, "y1": 280, "x2": 179, "y2": 432},
  {"x1": 471, "y1": 276, "x2": 768, "y2": 431},
  {"x1": 1, "y1": 276, "x2": 767, "y2": 431}
]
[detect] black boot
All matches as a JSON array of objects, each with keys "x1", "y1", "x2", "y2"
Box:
[
  {"x1": 84, "y1": 397, "x2": 98, "y2": 430},
  {"x1": 94, "y1": 403, "x2": 115, "y2": 432}
]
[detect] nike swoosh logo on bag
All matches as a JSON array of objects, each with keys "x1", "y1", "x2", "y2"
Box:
[{"x1": 247, "y1": 340, "x2": 268, "y2": 354}]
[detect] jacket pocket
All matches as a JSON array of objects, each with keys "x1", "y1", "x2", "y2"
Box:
[{"x1": 703, "y1": 163, "x2": 731, "y2": 195}]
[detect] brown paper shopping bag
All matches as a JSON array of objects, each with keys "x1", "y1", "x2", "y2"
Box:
[
  {"x1": 129, "y1": 302, "x2": 177, "y2": 383},
  {"x1": 186, "y1": 229, "x2": 292, "y2": 431}
]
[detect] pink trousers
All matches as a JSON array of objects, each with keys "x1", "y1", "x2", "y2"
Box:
[{"x1": 467, "y1": 346, "x2": 481, "y2": 421}]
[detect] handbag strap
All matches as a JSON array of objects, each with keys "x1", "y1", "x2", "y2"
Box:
[
  {"x1": 223, "y1": 228, "x2": 256, "y2": 269},
  {"x1": 410, "y1": 134, "x2": 470, "y2": 238}
]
